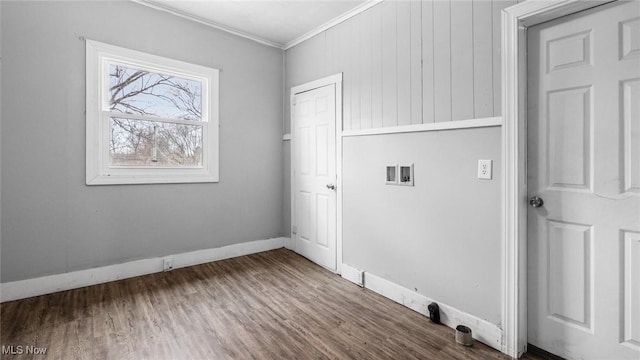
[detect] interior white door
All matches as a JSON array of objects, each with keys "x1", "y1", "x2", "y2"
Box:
[
  {"x1": 527, "y1": 1, "x2": 640, "y2": 359},
  {"x1": 292, "y1": 84, "x2": 337, "y2": 271}
]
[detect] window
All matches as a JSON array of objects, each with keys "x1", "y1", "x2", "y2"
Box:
[{"x1": 86, "y1": 40, "x2": 219, "y2": 185}]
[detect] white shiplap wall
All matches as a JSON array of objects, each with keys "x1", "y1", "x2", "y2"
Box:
[
  {"x1": 284, "y1": 0, "x2": 520, "y2": 133},
  {"x1": 283, "y1": 0, "x2": 524, "y2": 331}
]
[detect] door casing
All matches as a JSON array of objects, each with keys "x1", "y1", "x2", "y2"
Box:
[
  {"x1": 290, "y1": 73, "x2": 343, "y2": 274},
  {"x1": 500, "y1": 0, "x2": 617, "y2": 357}
]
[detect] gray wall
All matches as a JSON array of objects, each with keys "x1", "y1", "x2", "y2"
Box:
[
  {"x1": 343, "y1": 128, "x2": 502, "y2": 324},
  {"x1": 0, "y1": 1, "x2": 284, "y2": 282},
  {"x1": 284, "y1": 0, "x2": 515, "y2": 325}
]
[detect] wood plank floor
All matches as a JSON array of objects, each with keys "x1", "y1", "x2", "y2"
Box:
[{"x1": 1, "y1": 249, "x2": 548, "y2": 359}]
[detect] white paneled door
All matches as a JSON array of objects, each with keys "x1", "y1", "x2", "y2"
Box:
[
  {"x1": 527, "y1": 1, "x2": 640, "y2": 359},
  {"x1": 293, "y1": 84, "x2": 337, "y2": 271}
]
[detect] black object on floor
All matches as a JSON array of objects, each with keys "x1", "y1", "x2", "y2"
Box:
[{"x1": 428, "y1": 302, "x2": 440, "y2": 324}]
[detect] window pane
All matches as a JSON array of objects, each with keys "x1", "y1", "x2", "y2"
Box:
[
  {"x1": 109, "y1": 118, "x2": 203, "y2": 167},
  {"x1": 109, "y1": 64, "x2": 202, "y2": 121}
]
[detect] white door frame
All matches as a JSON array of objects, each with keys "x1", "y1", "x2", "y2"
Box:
[
  {"x1": 290, "y1": 73, "x2": 343, "y2": 274},
  {"x1": 501, "y1": 1, "x2": 616, "y2": 357}
]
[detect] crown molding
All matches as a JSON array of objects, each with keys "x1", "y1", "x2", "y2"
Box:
[
  {"x1": 131, "y1": 0, "x2": 285, "y2": 49},
  {"x1": 283, "y1": 0, "x2": 382, "y2": 50},
  {"x1": 132, "y1": 0, "x2": 383, "y2": 52}
]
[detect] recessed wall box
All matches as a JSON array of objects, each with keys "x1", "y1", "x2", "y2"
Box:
[
  {"x1": 386, "y1": 165, "x2": 398, "y2": 184},
  {"x1": 399, "y1": 164, "x2": 414, "y2": 186}
]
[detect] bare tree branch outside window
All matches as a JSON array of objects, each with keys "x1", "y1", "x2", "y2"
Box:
[{"x1": 108, "y1": 64, "x2": 203, "y2": 167}]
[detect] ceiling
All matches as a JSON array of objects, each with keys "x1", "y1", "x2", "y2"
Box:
[{"x1": 135, "y1": 0, "x2": 374, "y2": 49}]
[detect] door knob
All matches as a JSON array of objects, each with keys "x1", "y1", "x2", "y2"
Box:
[
  {"x1": 326, "y1": 184, "x2": 336, "y2": 190},
  {"x1": 529, "y1": 196, "x2": 544, "y2": 208}
]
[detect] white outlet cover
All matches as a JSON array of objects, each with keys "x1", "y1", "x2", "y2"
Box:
[
  {"x1": 163, "y1": 258, "x2": 173, "y2": 272},
  {"x1": 478, "y1": 159, "x2": 493, "y2": 180}
]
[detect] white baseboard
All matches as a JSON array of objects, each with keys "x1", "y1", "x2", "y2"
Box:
[
  {"x1": 1, "y1": 237, "x2": 285, "y2": 303},
  {"x1": 340, "y1": 263, "x2": 364, "y2": 286},
  {"x1": 341, "y1": 264, "x2": 503, "y2": 352},
  {"x1": 283, "y1": 236, "x2": 293, "y2": 250}
]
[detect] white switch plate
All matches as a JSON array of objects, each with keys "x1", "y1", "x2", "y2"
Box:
[{"x1": 478, "y1": 160, "x2": 493, "y2": 180}]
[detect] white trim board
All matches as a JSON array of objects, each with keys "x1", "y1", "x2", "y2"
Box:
[
  {"x1": 341, "y1": 264, "x2": 502, "y2": 352},
  {"x1": 340, "y1": 263, "x2": 364, "y2": 287},
  {"x1": 1, "y1": 237, "x2": 285, "y2": 303},
  {"x1": 290, "y1": 74, "x2": 344, "y2": 95},
  {"x1": 341, "y1": 117, "x2": 502, "y2": 137},
  {"x1": 131, "y1": 0, "x2": 282, "y2": 49},
  {"x1": 500, "y1": 1, "x2": 615, "y2": 357},
  {"x1": 283, "y1": 237, "x2": 293, "y2": 250},
  {"x1": 284, "y1": 0, "x2": 382, "y2": 50},
  {"x1": 132, "y1": 0, "x2": 382, "y2": 50}
]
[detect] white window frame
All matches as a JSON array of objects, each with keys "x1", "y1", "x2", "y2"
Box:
[{"x1": 85, "y1": 40, "x2": 219, "y2": 185}]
